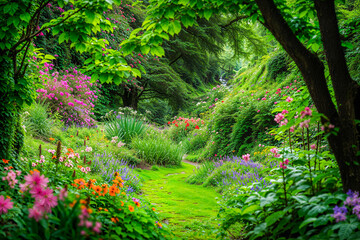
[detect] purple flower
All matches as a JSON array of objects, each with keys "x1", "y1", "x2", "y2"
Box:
[{"x1": 332, "y1": 205, "x2": 347, "y2": 222}]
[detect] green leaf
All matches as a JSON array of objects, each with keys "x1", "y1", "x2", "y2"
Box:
[
  {"x1": 70, "y1": 32, "x2": 79, "y2": 42},
  {"x1": 164, "y1": 9, "x2": 175, "y2": 19},
  {"x1": 3, "y1": 4, "x2": 12, "y2": 14},
  {"x1": 59, "y1": 32, "x2": 67, "y2": 44},
  {"x1": 152, "y1": 46, "x2": 165, "y2": 56},
  {"x1": 265, "y1": 211, "x2": 285, "y2": 227},
  {"x1": 85, "y1": 10, "x2": 96, "y2": 24},
  {"x1": 204, "y1": 9, "x2": 213, "y2": 20},
  {"x1": 44, "y1": 55, "x2": 55, "y2": 60},
  {"x1": 260, "y1": 192, "x2": 277, "y2": 207},
  {"x1": 132, "y1": 68, "x2": 141, "y2": 78},
  {"x1": 181, "y1": 15, "x2": 195, "y2": 28},
  {"x1": 20, "y1": 12, "x2": 31, "y2": 23},
  {"x1": 241, "y1": 205, "x2": 260, "y2": 215},
  {"x1": 178, "y1": 0, "x2": 189, "y2": 5},
  {"x1": 173, "y1": 20, "x2": 182, "y2": 34},
  {"x1": 339, "y1": 222, "x2": 358, "y2": 240},
  {"x1": 313, "y1": 215, "x2": 330, "y2": 228},
  {"x1": 140, "y1": 45, "x2": 150, "y2": 55},
  {"x1": 306, "y1": 205, "x2": 327, "y2": 217},
  {"x1": 299, "y1": 217, "x2": 317, "y2": 229}
]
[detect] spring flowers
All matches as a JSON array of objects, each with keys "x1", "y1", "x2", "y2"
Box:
[{"x1": 0, "y1": 195, "x2": 13, "y2": 214}]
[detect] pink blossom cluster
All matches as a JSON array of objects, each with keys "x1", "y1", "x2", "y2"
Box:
[
  {"x1": 270, "y1": 148, "x2": 281, "y2": 158},
  {"x1": 279, "y1": 159, "x2": 289, "y2": 169},
  {"x1": 19, "y1": 172, "x2": 60, "y2": 221},
  {"x1": 78, "y1": 207, "x2": 101, "y2": 235},
  {"x1": 36, "y1": 64, "x2": 100, "y2": 127},
  {"x1": 0, "y1": 195, "x2": 13, "y2": 214},
  {"x1": 2, "y1": 170, "x2": 21, "y2": 188}
]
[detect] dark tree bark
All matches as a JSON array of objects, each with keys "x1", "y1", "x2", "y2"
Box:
[
  {"x1": 254, "y1": 0, "x2": 360, "y2": 191},
  {"x1": 121, "y1": 87, "x2": 139, "y2": 110}
]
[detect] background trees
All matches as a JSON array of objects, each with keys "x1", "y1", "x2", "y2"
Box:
[{"x1": 122, "y1": 0, "x2": 360, "y2": 191}]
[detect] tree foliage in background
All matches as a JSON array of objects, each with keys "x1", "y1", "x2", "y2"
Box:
[{"x1": 122, "y1": 0, "x2": 360, "y2": 192}]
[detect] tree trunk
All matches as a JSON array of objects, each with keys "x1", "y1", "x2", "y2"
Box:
[
  {"x1": 314, "y1": 0, "x2": 360, "y2": 192},
  {"x1": 121, "y1": 88, "x2": 139, "y2": 110},
  {"x1": 255, "y1": 0, "x2": 360, "y2": 191}
]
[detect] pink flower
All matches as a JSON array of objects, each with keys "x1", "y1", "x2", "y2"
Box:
[
  {"x1": 279, "y1": 162, "x2": 287, "y2": 169},
  {"x1": 310, "y1": 144, "x2": 316, "y2": 150},
  {"x1": 36, "y1": 188, "x2": 58, "y2": 213},
  {"x1": 29, "y1": 186, "x2": 45, "y2": 198},
  {"x1": 28, "y1": 207, "x2": 43, "y2": 221},
  {"x1": 284, "y1": 159, "x2": 289, "y2": 165},
  {"x1": 68, "y1": 102, "x2": 74, "y2": 107},
  {"x1": 242, "y1": 154, "x2": 250, "y2": 162},
  {"x1": 24, "y1": 172, "x2": 49, "y2": 189},
  {"x1": 300, "y1": 107, "x2": 312, "y2": 118},
  {"x1": 93, "y1": 222, "x2": 101, "y2": 233},
  {"x1": 274, "y1": 113, "x2": 284, "y2": 123},
  {"x1": 329, "y1": 124, "x2": 335, "y2": 129},
  {"x1": 0, "y1": 195, "x2": 13, "y2": 214},
  {"x1": 286, "y1": 97, "x2": 293, "y2": 102},
  {"x1": 59, "y1": 188, "x2": 68, "y2": 201},
  {"x1": 299, "y1": 119, "x2": 310, "y2": 128}
]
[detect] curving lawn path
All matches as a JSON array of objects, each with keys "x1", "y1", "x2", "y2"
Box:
[{"x1": 138, "y1": 162, "x2": 221, "y2": 239}]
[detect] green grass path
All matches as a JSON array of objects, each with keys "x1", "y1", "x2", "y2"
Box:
[{"x1": 138, "y1": 162, "x2": 221, "y2": 239}]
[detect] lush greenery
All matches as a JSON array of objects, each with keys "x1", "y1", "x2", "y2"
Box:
[{"x1": 1, "y1": 0, "x2": 360, "y2": 239}]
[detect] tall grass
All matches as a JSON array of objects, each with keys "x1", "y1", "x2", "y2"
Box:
[
  {"x1": 132, "y1": 135, "x2": 185, "y2": 166},
  {"x1": 23, "y1": 101, "x2": 54, "y2": 138},
  {"x1": 104, "y1": 115, "x2": 147, "y2": 143}
]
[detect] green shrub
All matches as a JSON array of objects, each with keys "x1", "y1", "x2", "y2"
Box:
[
  {"x1": 131, "y1": 135, "x2": 185, "y2": 166},
  {"x1": 266, "y1": 52, "x2": 289, "y2": 80},
  {"x1": 23, "y1": 101, "x2": 54, "y2": 139},
  {"x1": 105, "y1": 114, "x2": 147, "y2": 144}
]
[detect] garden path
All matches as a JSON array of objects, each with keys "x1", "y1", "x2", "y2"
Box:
[{"x1": 138, "y1": 161, "x2": 220, "y2": 239}]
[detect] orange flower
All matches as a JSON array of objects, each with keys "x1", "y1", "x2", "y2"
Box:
[
  {"x1": 52, "y1": 155, "x2": 56, "y2": 159},
  {"x1": 94, "y1": 186, "x2": 102, "y2": 195},
  {"x1": 2, "y1": 159, "x2": 9, "y2": 164},
  {"x1": 8, "y1": 166, "x2": 13, "y2": 169},
  {"x1": 49, "y1": 138, "x2": 55, "y2": 141},
  {"x1": 152, "y1": 207, "x2": 156, "y2": 211},
  {"x1": 135, "y1": 202, "x2": 140, "y2": 207},
  {"x1": 104, "y1": 208, "x2": 108, "y2": 212},
  {"x1": 111, "y1": 217, "x2": 119, "y2": 223},
  {"x1": 128, "y1": 205, "x2": 134, "y2": 212},
  {"x1": 70, "y1": 135, "x2": 74, "y2": 138},
  {"x1": 121, "y1": 201, "x2": 124, "y2": 207},
  {"x1": 109, "y1": 185, "x2": 118, "y2": 196}
]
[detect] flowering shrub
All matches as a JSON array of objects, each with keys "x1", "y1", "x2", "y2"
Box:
[
  {"x1": 166, "y1": 117, "x2": 204, "y2": 143},
  {"x1": 36, "y1": 63, "x2": 100, "y2": 127}
]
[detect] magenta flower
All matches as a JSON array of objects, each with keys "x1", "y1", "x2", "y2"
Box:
[
  {"x1": 24, "y1": 172, "x2": 49, "y2": 189},
  {"x1": 28, "y1": 207, "x2": 43, "y2": 222},
  {"x1": 0, "y1": 195, "x2": 13, "y2": 214}
]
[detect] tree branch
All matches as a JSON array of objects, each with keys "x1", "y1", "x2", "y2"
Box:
[{"x1": 220, "y1": 15, "x2": 247, "y2": 29}]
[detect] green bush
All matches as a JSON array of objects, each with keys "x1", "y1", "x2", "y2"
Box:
[
  {"x1": 23, "y1": 101, "x2": 54, "y2": 139},
  {"x1": 104, "y1": 114, "x2": 147, "y2": 144},
  {"x1": 131, "y1": 134, "x2": 185, "y2": 166},
  {"x1": 266, "y1": 52, "x2": 289, "y2": 80}
]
